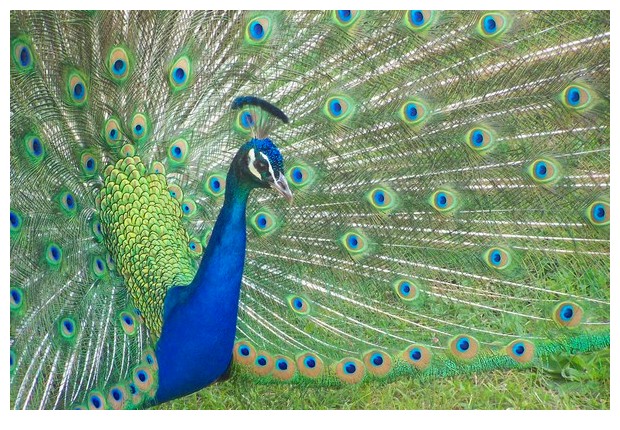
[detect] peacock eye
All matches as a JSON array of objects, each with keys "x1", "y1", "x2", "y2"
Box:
[{"x1": 255, "y1": 160, "x2": 268, "y2": 170}]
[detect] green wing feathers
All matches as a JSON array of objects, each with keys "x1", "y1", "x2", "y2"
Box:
[{"x1": 10, "y1": 10, "x2": 609, "y2": 408}]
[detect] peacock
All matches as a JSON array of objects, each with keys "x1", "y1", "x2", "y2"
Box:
[{"x1": 9, "y1": 10, "x2": 610, "y2": 410}]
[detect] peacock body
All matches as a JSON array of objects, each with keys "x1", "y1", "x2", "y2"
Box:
[{"x1": 10, "y1": 10, "x2": 610, "y2": 409}]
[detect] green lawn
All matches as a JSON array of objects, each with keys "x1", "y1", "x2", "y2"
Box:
[{"x1": 155, "y1": 348, "x2": 609, "y2": 410}]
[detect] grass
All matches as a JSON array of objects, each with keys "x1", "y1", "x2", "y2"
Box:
[{"x1": 155, "y1": 348, "x2": 609, "y2": 410}]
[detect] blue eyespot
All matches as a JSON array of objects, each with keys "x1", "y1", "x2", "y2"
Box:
[
  {"x1": 593, "y1": 204, "x2": 606, "y2": 222},
  {"x1": 348, "y1": 235, "x2": 359, "y2": 249},
  {"x1": 137, "y1": 370, "x2": 148, "y2": 382},
  {"x1": 406, "y1": 104, "x2": 419, "y2": 120},
  {"x1": 73, "y1": 84, "x2": 84, "y2": 99},
  {"x1": 534, "y1": 161, "x2": 548, "y2": 179},
  {"x1": 173, "y1": 67, "x2": 186, "y2": 85},
  {"x1": 210, "y1": 177, "x2": 221, "y2": 192},
  {"x1": 123, "y1": 315, "x2": 133, "y2": 326},
  {"x1": 373, "y1": 190, "x2": 386, "y2": 205},
  {"x1": 337, "y1": 10, "x2": 352, "y2": 22},
  {"x1": 559, "y1": 304, "x2": 574, "y2": 321},
  {"x1": 250, "y1": 22, "x2": 264, "y2": 39},
  {"x1": 304, "y1": 357, "x2": 316, "y2": 368},
  {"x1": 291, "y1": 168, "x2": 303, "y2": 183},
  {"x1": 257, "y1": 356, "x2": 267, "y2": 366},
  {"x1": 111, "y1": 388, "x2": 122, "y2": 401},
  {"x1": 371, "y1": 353, "x2": 384, "y2": 367},
  {"x1": 20, "y1": 46, "x2": 31, "y2": 67},
  {"x1": 512, "y1": 342, "x2": 525, "y2": 356},
  {"x1": 134, "y1": 124, "x2": 143, "y2": 136},
  {"x1": 90, "y1": 395, "x2": 102, "y2": 409},
  {"x1": 241, "y1": 112, "x2": 254, "y2": 128},
  {"x1": 182, "y1": 204, "x2": 190, "y2": 214},
  {"x1": 436, "y1": 192, "x2": 448, "y2": 208},
  {"x1": 567, "y1": 88, "x2": 581, "y2": 106},
  {"x1": 276, "y1": 359, "x2": 288, "y2": 371},
  {"x1": 400, "y1": 282, "x2": 411, "y2": 296},
  {"x1": 10, "y1": 211, "x2": 20, "y2": 230},
  {"x1": 113, "y1": 59, "x2": 126, "y2": 76},
  {"x1": 411, "y1": 10, "x2": 425, "y2": 26},
  {"x1": 257, "y1": 215, "x2": 267, "y2": 228},
  {"x1": 109, "y1": 129, "x2": 118, "y2": 139},
  {"x1": 344, "y1": 362, "x2": 357, "y2": 374},
  {"x1": 31, "y1": 138, "x2": 42, "y2": 156},
  {"x1": 239, "y1": 346, "x2": 250, "y2": 356},
  {"x1": 128, "y1": 383, "x2": 137, "y2": 395},
  {"x1": 85, "y1": 158, "x2": 95, "y2": 170},
  {"x1": 410, "y1": 348, "x2": 422, "y2": 361},
  {"x1": 471, "y1": 130, "x2": 484, "y2": 147},
  {"x1": 457, "y1": 337, "x2": 470, "y2": 352},
  {"x1": 293, "y1": 298, "x2": 303, "y2": 310},
  {"x1": 490, "y1": 250, "x2": 502, "y2": 265},
  {"x1": 329, "y1": 99, "x2": 342, "y2": 116},
  {"x1": 483, "y1": 15, "x2": 497, "y2": 33}
]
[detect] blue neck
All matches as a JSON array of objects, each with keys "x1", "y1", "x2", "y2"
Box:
[{"x1": 154, "y1": 169, "x2": 251, "y2": 404}]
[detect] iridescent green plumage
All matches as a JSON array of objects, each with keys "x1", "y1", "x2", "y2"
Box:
[{"x1": 10, "y1": 10, "x2": 609, "y2": 409}]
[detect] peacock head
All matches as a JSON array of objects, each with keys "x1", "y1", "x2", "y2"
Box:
[{"x1": 234, "y1": 137, "x2": 293, "y2": 203}]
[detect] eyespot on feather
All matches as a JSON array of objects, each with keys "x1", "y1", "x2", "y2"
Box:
[
  {"x1": 553, "y1": 301, "x2": 583, "y2": 328},
  {"x1": 402, "y1": 344, "x2": 432, "y2": 370},
  {"x1": 430, "y1": 189, "x2": 458, "y2": 213},
  {"x1": 368, "y1": 186, "x2": 397, "y2": 211},
  {"x1": 45, "y1": 242, "x2": 63, "y2": 267},
  {"x1": 506, "y1": 339, "x2": 535, "y2": 363},
  {"x1": 246, "y1": 17, "x2": 272, "y2": 45},
  {"x1": 107, "y1": 384, "x2": 129, "y2": 410},
  {"x1": 168, "y1": 184, "x2": 184, "y2": 202},
  {"x1": 234, "y1": 340, "x2": 257, "y2": 366},
  {"x1": 449, "y1": 335, "x2": 479, "y2": 360},
  {"x1": 405, "y1": 10, "x2": 436, "y2": 31},
  {"x1": 467, "y1": 126, "x2": 495, "y2": 152},
  {"x1": 341, "y1": 230, "x2": 369, "y2": 257},
  {"x1": 67, "y1": 71, "x2": 88, "y2": 105},
  {"x1": 12, "y1": 37, "x2": 34, "y2": 71},
  {"x1": 562, "y1": 84, "x2": 593, "y2": 110},
  {"x1": 87, "y1": 391, "x2": 106, "y2": 410},
  {"x1": 104, "y1": 118, "x2": 123, "y2": 146},
  {"x1": 478, "y1": 12, "x2": 509, "y2": 37},
  {"x1": 527, "y1": 158, "x2": 560, "y2": 184},
  {"x1": 335, "y1": 358, "x2": 365, "y2": 384},
  {"x1": 24, "y1": 134, "x2": 45, "y2": 163},
  {"x1": 324, "y1": 96, "x2": 353, "y2": 122},
  {"x1": 204, "y1": 174, "x2": 226, "y2": 197},
  {"x1": 393, "y1": 278, "x2": 420, "y2": 302},
  {"x1": 59, "y1": 317, "x2": 78, "y2": 340},
  {"x1": 363, "y1": 350, "x2": 392, "y2": 377},
  {"x1": 296, "y1": 352, "x2": 324, "y2": 378},
  {"x1": 130, "y1": 113, "x2": 149, "y2": 142},
  {"x1": 169, "y1": 55, "x2": 191, "y2": 90},
  {"x1": 272, "y1": 355, "x2": 296, "y2": 381},
  {"x1": 484, "y1": 247, "x2": 512, "y2": 270},
  {"x1": 252, "y1": 351, "x2": 274, "y2": 376},
  {"x1": 333, "y1": 10, "x2": 361, "y2": 27},
  {"x1": 108, "y1": 47, "x2": 130, "y2": 81},
  {"x1": 287, "y1": 295, "x2": 310, "y2": 315},
  {"x1": 586, "y1": 201, "x2": 609, "y2": 226},
  {"x1": 400, "y1": 100, "x2": 429, "y2": 125},
  {"x1": 10, "y1": 286, "x2": 24, "y2": 312},
  {"x1": 119, "y1": 311, "x2": 137, "y2": 335}
]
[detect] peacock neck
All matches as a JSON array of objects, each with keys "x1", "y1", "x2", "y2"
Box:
[{"x1": 154, "y1": 166, "x2": 252, "y2": 404}]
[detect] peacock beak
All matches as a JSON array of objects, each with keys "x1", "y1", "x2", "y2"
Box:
[{"x1": 269, "y1": 173, "x2": 293, "y2": 204}]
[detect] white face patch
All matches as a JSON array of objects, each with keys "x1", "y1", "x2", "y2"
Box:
[
  {"x1": 248, "y1": 149, "x2": 277, "y2": 182},
  {"x1": 258, "y1": 151, "x2": 276, "y2": 182},
  {"x1": 248, "y1": 148, "x2": 261, "y2": 180}
]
